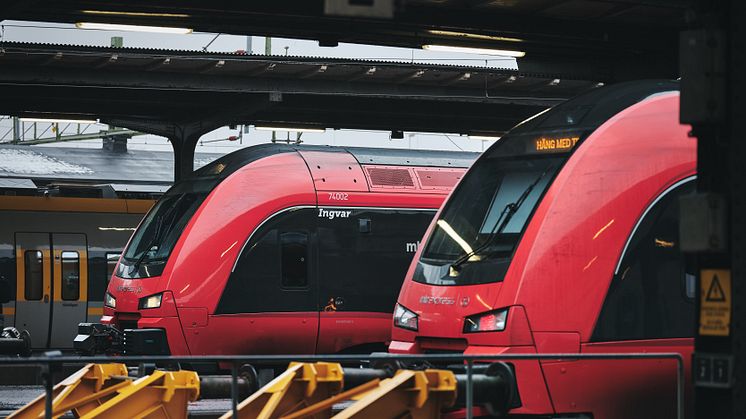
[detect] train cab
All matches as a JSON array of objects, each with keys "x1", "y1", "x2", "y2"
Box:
[
  {"x1": 390, "y1": 81, "x2": 696, "y2": 418},
  {"x1": 99, "y1": 144, "x2": 476, "y2": 357}
]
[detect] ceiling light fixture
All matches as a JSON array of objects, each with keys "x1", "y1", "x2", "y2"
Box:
[
  {"x1": 81, "y1": 10, "x2": 190, "y2": 18},
  {"x1": 20, "y1": 117, "x2": 99, "y2": 124},
  {"x1": 255, "y1": 126, "x2": 325, "y2": 133},
  {"x1": 75, "y1": 22, "x2": 193, "y2": 34},
  {"x1": 422, "y1": 44, "x2": 525, "y2": 58},
  {"x1": 469, "y1": 135, "x2": 502, "y2": 141},
  {"x1": 427, "y1": 30, "x2": 522, "y2": 43}
]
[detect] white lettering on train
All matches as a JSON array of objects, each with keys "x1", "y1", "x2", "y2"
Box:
[
  {"x1": 406, "y1": 241, "x2": 420, "y2": 253},
  {"x1": 318, "y1": 208, "x2": 352, "y2": 219}
]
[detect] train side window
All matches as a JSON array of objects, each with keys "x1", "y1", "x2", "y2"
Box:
[
  {"x1": 61, "y1": 251, "x2": 80, "y2": 301},
  {"x1": 280, "y1": 232, "x2": 308, "y2": 288},
  {"x1": 24, "y1": 250, "x2": 43, "y2": 301},
  {"x1": 216, "y1": 208, "x2": 317, "y2": 314},
  {"x1": 592, "y1": 179, "x2": 695, "y2": 342},
  {"x1": 106, "y1": 253, "x2": 120, "y2": 283},
  {"x1": 317, "y1": 210, "x2": 436, "y2": 313}
]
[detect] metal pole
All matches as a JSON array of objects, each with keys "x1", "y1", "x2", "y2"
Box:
[
  {"x1": 466, "y1": 360, "x2": 474, "y2": 419},
  {"x1": 11, "y1": 117, "x2": 20, "y2": 144},
  {"x1": 43, "y1": 364, "x2": 53, "y2": 419},
  {"x1": 677, "y1": 356, "x2": 684, "y2": 419},
  {"x1": 231, "y1": 361, "x2": 239, "y2": 418}
]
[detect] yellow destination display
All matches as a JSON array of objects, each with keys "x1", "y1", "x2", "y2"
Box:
[
  {"x1": 699, "y1": 269, "x2": 732, "y2": 336},
  {"x1": 534, "y1": 136, "x2": 580, "y2": 153}
]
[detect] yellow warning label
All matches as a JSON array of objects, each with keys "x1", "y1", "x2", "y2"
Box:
[{"x1": 700, "y1": 269, "x2": 731, "y2": 336}]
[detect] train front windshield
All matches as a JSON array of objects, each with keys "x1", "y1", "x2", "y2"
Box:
[
  {"x1": 416, "y1": 133, "x2": 577, "y2": 286},
  {"x1": 118, "y1": 192, "x2": 207, "y2": 279}
]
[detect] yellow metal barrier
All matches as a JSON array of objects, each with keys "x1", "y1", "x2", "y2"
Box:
[
  {"x1": 220, "y1": 362, "x2": 457, "y2": 419},
  {"x1": 8, "y1": 363, "x2": 130, "y2": 419},
  {"x1": 9, "y1": 364, "x2": 199, "y2": 419},
  {"x1": 10, "y1": 362, "x2": 457, "y2": 419},
  {"x1": 220, "y1": 362, "x2": 345, "y2": 419},
  {"x1": 78, "y1": 369, "x2": 200, "y2": 418},
  {"x1": 333, "y1": 369, "x2": 457, "y2": 419}
]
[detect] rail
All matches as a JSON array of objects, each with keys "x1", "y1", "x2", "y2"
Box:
[{"x1": 0, "y1": 352, "x2": 685, "y2": 419}]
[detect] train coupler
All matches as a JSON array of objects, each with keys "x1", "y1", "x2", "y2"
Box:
[
  {"x1": 74, "y1": 323, "x2": 170, "y2": 355},
  {"x1": 73, "y1": 323, "x2": 124, "y2": 355}
]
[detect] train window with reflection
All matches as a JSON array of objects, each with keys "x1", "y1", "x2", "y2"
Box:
[
  {"x1": 417, "y1": 156, "x2": 562, "y2": 286},
  {"x1": 593, "y1": 179, "x2": 696, "y2": 341},
  {"x1": 280, "y1": 232, "x2": 308, "y2": 288},
  {"x1": 61, "y1": 251, "x2": 80, "y2": 301},
  {"x1": 106, "y1": 253, "x2": 120, "y2": 284},
  {"x1": 24, "y1": 250, "x2": 43, "y2": 301},
  {"x1": 216, "y1": 208, "x2": 317, "y2": 314}
]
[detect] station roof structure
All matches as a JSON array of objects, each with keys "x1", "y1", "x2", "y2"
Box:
[
  {"x1": 0, "y1": 42, "x2": 601, "y2": 136},
  {"x1": 0, "y1": 0, "x2": 692, "y2": 81}
]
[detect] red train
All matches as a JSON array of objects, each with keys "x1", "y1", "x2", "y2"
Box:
[
  {"x1": 390, "y1": 81, "x2": 696, "y2": 418},
  {"x1": 85, "y1": 144, "x2": 475, "y2": 357}
]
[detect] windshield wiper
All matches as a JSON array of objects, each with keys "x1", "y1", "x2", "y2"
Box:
[
  {"x1": 129, "y1": 216, "x2": 164, "y2": 275},
  {"x1": 450, "y1": 164, "x2": 555, "y2": 272}
]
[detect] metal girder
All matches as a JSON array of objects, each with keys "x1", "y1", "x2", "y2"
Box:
[
  {"x1": 0, "y1": 63, "x2": 573, "y2": 105},
  {"x1": 1, "y1": 1, "x2": 688, "y2": 76}
]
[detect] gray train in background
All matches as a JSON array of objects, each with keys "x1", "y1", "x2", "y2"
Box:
[{"x1": 0, "y1": 145, "x2": 220, "y2": 349}]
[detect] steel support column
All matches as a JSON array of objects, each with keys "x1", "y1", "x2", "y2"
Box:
[
  {"x1": 686, "y1": 0, "x2": 746, "y2": 417},
  {"x1": 104, "y1": 97, "x2": 271, "y2": 182}
]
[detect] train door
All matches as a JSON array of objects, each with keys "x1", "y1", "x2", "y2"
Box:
[
  {"x1": 14, "y1": 232, "x2": 87, "y2": 348},
  {"x1": 15, "y1": 233, "x2": 51, "y2": 348},
  {"x1": 50, "y1": 234, "x2": 87, "y2": 347},
  {"x1": 316, "y1": 208, "x2": 435, "y2": 353},
  {"x1": 214, "y1": 208, "x2": 319, "y2": 354}
]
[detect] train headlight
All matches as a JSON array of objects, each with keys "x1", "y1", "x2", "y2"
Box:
[
  {"x1": 463, "y1": 308, "x2": 508, "y2": 333},
  {"x1": 104, "y1": 292, "x2": 116, "y2": 309},
  {"x1": 393, "y1": 303, "x2": 418, "y2": 331},
  {"x1": 139, "y1": 293, "x2": 163, "y2": 310}
]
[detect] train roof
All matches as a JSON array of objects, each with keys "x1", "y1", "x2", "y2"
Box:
[
  {"x1": 195, "y1": 143, "x2": 478, "y2": 181},
  {"x1": 509, "y1": 80, "x2": 679, "y2": 137}
]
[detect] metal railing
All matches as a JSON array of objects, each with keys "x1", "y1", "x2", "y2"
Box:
[{"x1": 0, "y1": 352, "x2": 685, "y2": 419}]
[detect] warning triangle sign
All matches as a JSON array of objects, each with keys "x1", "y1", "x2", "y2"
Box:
[{"x1": 706, "y1": 274, "x2": 727, "y2": 302}]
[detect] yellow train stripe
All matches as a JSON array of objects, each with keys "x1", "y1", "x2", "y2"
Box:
[
  {"x1": 1, "y1": 307, "x2": 15, "y2": 315},
  {"x1": 0, "y1": 196, "x2": 154, "y2": 214},
  {"x1": 87, "y1": 307, "x2": 104, "y2": 316}
]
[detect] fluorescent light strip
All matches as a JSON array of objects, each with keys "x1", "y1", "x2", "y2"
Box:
[
  {"x1": 427, "y1": 30, "x2": 522, "y2": 43},
  {"x1": 255, "y1": 126, "x2": 325, "y2": 133},
  {"x1": 20, "y1": 117, "x2": 98, "y2": 124},
  {"x1": 422, "y1": 44, "x2": 525, "y2": 58},
  {"x1": 81, "y1": 10, "x2": 190, "y2": 18},
  {"x1": 75, "y1": 22, "x2": 193, "y2": 34},
  {"x1": 469, "y1": 135, "x2": 502, "y2": 141}
]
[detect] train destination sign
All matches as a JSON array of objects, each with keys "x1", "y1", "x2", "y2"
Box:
[{"x1": 532, "y1": 136, "x2": 580, "y2": 154}]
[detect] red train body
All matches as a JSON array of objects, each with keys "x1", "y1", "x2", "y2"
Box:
[
  {"x1": 390, "y1": 81, "x2": 696, "y2": 418},
  {"x1": 102, "y1": 145, "x2": 474, "y2": 357}
]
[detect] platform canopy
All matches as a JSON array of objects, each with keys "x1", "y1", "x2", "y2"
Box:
[
  {"x1": 0, "y1": 0, "x2": 691, "y2": 81},
  {"x1": 0, "y1": 42, "x2": 600, "y2": 136}
]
